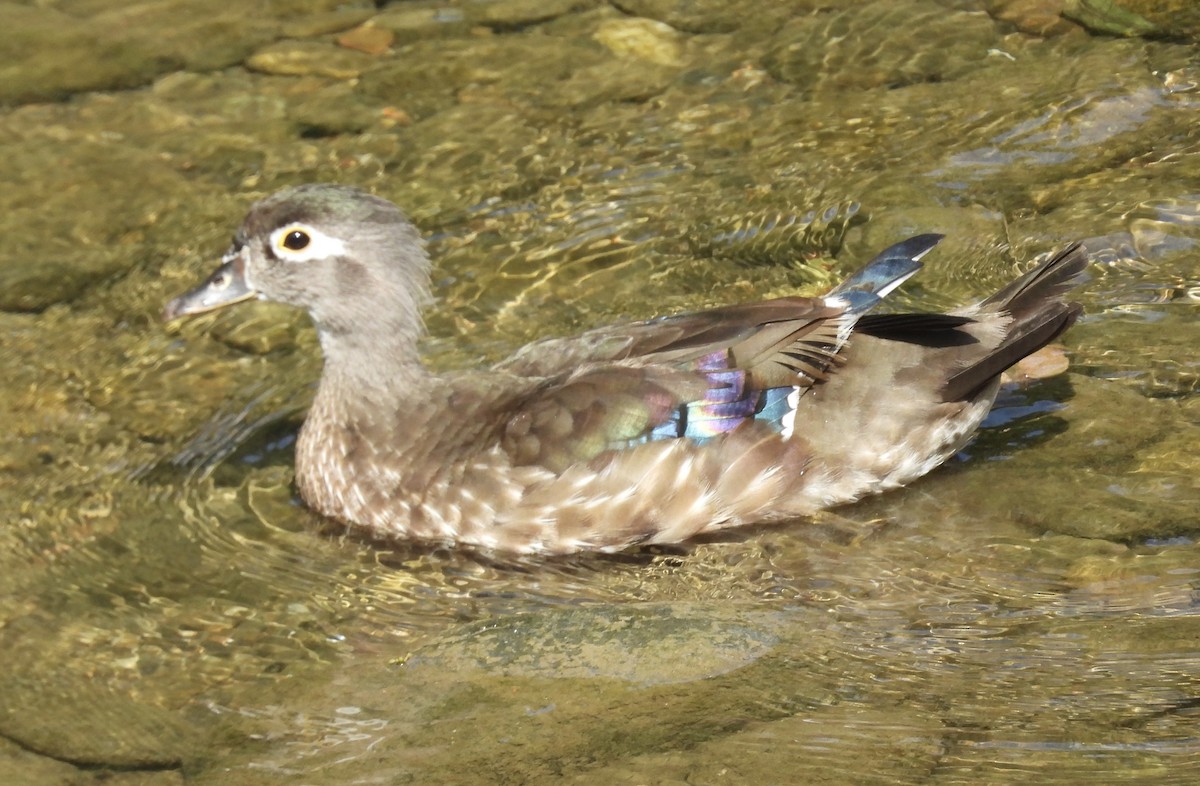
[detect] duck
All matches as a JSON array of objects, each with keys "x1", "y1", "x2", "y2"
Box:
[{"x1": 163, "y1": 184, "x2": 1086, "y2": 554}]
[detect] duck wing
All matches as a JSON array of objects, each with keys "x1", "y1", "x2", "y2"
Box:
[{"x1": 496, "y1": 235, "x2": 944, "y2": 472}]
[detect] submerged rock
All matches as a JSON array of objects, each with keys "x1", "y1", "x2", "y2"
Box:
[
  {"x1": 0, "y1": 669, "x2": 194, "y2": 769},
  {"x1": 611, "y1": 0, "x2": 766, "y2": 33},
  {"x1": 593, "y1": 17, "x2": 684, "y2": 65},
  {"x1": 371, "y1": 3, "x2": 471, "y2": 43},
  {"x1": 337, "y1": 24, "x2": 396, "y2": 55},
  {"x1": 281, "y1": 7, "x2": 376, "y2": 38},
  {"x1": 0, "y1": 136, "x2": 186, "y2": 312},
  {"x1": 984, "y1": 0, "x2": 1081, "y2": 36},
  {"x1": 1063, "y1": 0, "x2": 1159, "y2": 37},
  {"x1": 764, "y1": 1, "x2": 1000, "y2": 90},
  {"x1": 401, "y1": 604, "x2": 782, "y2": 686},
  {"x1": 0, "y1": 2, "x2": 279, "y2": 104},
  {"x1": 1098, "y1": 0, "x2": 1200, "y2": 39},
  {"x1": 246, "y1": 40, "x2": 378, "y2": 79},
  {"x1": 466, "y1": 0, "x2": 603, "y2": 29}
]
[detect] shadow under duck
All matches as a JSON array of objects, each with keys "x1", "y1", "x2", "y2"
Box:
[{"x1": 164, "y1": 184, "x2": 1086, "y2": 554}]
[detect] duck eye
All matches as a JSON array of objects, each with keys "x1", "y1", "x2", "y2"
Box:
[
  {"x1": 269, "y1": 223, "x2": 344, "y2": 261},
  {"x1": 282, "y1": 229, "x2": 310, "y2": 251}
]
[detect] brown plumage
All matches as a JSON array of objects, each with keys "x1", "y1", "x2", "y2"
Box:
[{"x1": 163, "y1": 184, "x2": 1087, "y2": 554}]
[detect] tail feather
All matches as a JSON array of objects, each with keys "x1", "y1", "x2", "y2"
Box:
[
  {"x1": 982, "y1": 242, "x2": 1088, "y2": 316},
  {"x1": 940, "y1": 243, "x2": 1088, "y2": 402}
]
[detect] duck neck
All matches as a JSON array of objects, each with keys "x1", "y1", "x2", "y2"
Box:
[{"x1": 313, "y1": 319, "x2": 436, "y2": 409}]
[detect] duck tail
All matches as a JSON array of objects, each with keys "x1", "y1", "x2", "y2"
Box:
[
  {"x1": 940, "y1": 243, "x2": 1088, "y2": 402},
  {"x1": 981, "y1": 242, "x2": 1089, "y2": 316}
]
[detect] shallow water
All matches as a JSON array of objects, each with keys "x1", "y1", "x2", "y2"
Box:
[{"x1": 2, "y1": 1, "x2": 1199, "y2": 784}]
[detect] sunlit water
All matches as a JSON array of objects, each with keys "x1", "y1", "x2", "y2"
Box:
[{"x1": 1, "y1": 1, "x2": 1199, "y2": 783}]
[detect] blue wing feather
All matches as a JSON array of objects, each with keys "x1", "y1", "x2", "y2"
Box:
[{"x1": 623, "y1": 350, "x2": 797, "y2": 447}]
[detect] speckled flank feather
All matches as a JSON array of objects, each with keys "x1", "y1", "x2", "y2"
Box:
[{"x1": 165, "y1": 185, "x2": 1087, "y2": 554}]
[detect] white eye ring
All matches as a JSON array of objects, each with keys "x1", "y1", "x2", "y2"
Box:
[{"x1": 269, "y1": 223, "x2": 347, "y2": 262}]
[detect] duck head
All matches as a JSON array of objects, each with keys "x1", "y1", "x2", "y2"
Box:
[{"x1": 163, "y1": 184, "x2": 433, "y2": 355}]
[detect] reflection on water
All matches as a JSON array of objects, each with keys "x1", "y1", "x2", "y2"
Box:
[{"x1": 1, "y1": 0, "x2": 1199, "y2": 783}]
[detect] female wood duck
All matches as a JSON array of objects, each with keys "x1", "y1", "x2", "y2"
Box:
[{"x1": 164, "y1": 184, "x2": 1086, "y2": 554}]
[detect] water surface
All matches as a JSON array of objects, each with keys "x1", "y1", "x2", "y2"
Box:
[{"x1": 1, "y1": 1, "x2": 1199, "y2": 783}]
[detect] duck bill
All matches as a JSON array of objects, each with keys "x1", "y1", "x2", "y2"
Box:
[{"x1": 162, "y1": 255, "x2": 257, "y2": 322}]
